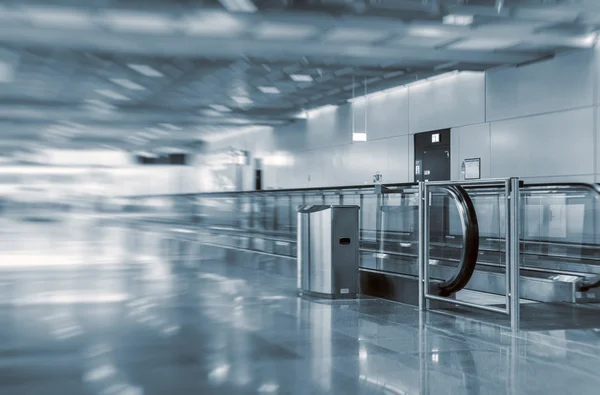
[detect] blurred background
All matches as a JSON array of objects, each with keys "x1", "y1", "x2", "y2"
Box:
[
  {"x1": 0, "y1": 0, "x2": 598, "y2": 201},
  {"x1": 4, "y1": 2, "x2": 600, "y2": 394},
  {"x1": 1, "y1": 0, "x2": 599, "y2": 285}
]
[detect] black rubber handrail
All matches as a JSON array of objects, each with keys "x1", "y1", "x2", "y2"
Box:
[
  {"x1": 120, "y1": 182, "x2": 418, "y2": 199},
  {"x1": 120, "y1": 181, "x2": 600, "y2": 199},
  {"x1": 433, "y1": 185, "x2": 480, "y2": 297},
  {"x1": 579, "y1": 275, "x2": 600, "y2": 292},
  {"x1": 524, "y1": 182, "x2": 600, "y2": 195}
]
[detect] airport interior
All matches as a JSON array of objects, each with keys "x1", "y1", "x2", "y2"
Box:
[{"x1": 4, "y1": 0, "x2": 600, "y2": 394}]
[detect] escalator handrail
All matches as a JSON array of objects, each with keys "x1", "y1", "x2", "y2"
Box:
[
  {"x1": 524, "y1": 182, "x2": 600, "y2": 195},
  {"x1": 432, "y1": 185, "x2": 480, "y2": 297}
]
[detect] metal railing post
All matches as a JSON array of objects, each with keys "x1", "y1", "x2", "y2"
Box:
[
  {"x1": 509, "y1": 177, "x2": 520, "y2": 331},
  {"x1": 418, "y1": 182, "x2": 425, "y2": 311},
  {"x1": 504, "y1": 179, "x2": 511, "y2": 314},
  {"x1": 421, "y1": 182, "x2": 431, "y2": 311}
]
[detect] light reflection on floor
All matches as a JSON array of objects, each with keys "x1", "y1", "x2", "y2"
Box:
[{"x1": 1, "y1": 215, "x2": 600, "y2": 394}]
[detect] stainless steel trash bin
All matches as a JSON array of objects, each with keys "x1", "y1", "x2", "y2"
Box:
[{"x1": 297, "y1": 205, "x2": 360, "y2": 298}]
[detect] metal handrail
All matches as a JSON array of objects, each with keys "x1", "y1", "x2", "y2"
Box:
[
  {"x1": 418, "y1": 178, "x2": 521, "y2": 332},
  {"x1": 431, "y1": 185, "x2": 480, "y2": 297},
  {"x1": 118, "y1": 181, "x2": 600, "y2": 200}
]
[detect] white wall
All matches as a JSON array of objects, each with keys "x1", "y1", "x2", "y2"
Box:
[
  {"x1": 203, "y1": 47, "x2": 600, "y2": 190},
  {"x1": 452, "y1": 48, "x2": 599, "y2": 184}
]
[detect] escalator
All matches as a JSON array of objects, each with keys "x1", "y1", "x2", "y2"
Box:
[
  {"x1": 431, "y1": 184, "x2": 480, "y2": 297},
  {"x1": 126, "y1": 180, "x2": 600, "y2": 305}
]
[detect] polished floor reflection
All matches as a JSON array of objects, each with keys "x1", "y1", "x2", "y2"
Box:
[{"x1": 2, "y1": 216, "x2": 600, "y2": 394}]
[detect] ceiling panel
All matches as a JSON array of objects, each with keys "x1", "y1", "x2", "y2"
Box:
[
  {"x1": 447, "y1": 38, "x2": 523, "y2": 51},
  {"x1": 321, "y1": 27, "x2": 391, "y2": 43},
  {"x1": 386, "y1": 36, "x2": 456, "y2": 48},
  {"x1": 0, "y1": 0, "x2": 596, "y2": 149}
]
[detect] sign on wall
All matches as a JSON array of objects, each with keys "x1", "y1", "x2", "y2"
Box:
[{"x1": 463, "y1": 158, "x2": 481, "y2": 180}]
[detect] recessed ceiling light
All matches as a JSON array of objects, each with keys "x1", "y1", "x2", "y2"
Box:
[
  {"x1": 24, "y1": 7, "x2": 91, "y2": 28},
  {"x1": 127, "y1": 64, "x2": 163, "y2": 78},
  {"x1": 159, "y1": 123, "x2": 182, "y2": 131},
  {"x1": 443, "y1": 14, "x2": 473, "y2": 26},
  {"x1": 0, "y1": 61, "x2": 14, "y2": 83},
  {"x1": 102, "y1": 11, "x2": 174, "y2": 33},
  {"x1": 577, "y1": 32, "x2": 598, "y2": 48},
  {"x1": 95, "y1": 89, "x2": 130, "y2": 101},
  {"x1": 110, "y1": 78, "x2": 145, "y2": 91},
  {"x1": 258, "y1": 86, "x2": 280, "y2": 94},
  {"x1": 183, "y1": 11, "x2": 246, "y2": 36},
  {"x1": 232, "y1": 96, "x2": 253, "y2": 105},
  {"x1": 290, "y1": 74, "x2": 313, "y2": 82},
  {"x1": 352, "y1": 133, "x2": 367, "y2": 142},
  {"x1": 209, "y1": 104, "x2": 232, "y2": 112},
  {"x1": 83, "y1": 99, "x2": 115, "y2": 110},
  {"x1": 218, "y1": 0, "x2": 257, "y2": 13},
  {"x1": 147, "y1": 127, "x2": 167, "y2": 137}
]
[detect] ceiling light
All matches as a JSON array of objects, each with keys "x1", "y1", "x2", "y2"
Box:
[
  {"x1": 258, "y1": 86, "x2": 280, "y2": 94},
  {"x1": 348, "y1": 96, "x2": 366, "y2": 104},
  {"x1": 159, "y1": 123, "x2": 182, "y2": 131},
  {"x1": 146, "y1": 127, "x2": 168, "y2": 137},
  {"x1": 102, "y1": 11, "x2": 174, "y2": 33},
  {"x1": 290, "y1": 74, "x2": 313, "y2": 82},
  {"x1": 576, "y1": 32, "x2": 598, "y2": 48},
  {"x1": 443, "y1": 14, "x2": 474, "y2": 26},
  {"x1": 127, "y1": 64, "x2": 163, "y2": 78},
  {"x1": 0, "y1": 61, "x2": 14, "y2": 83},
  {"x1": 83, "y1": 99, "x2": 116, "y2": 112},
  {"x1": 305, "y1": 104, "x2": 337, "y2": 118},
  {"x1": 95, "y1": 89, "x2": 130, "y2": 101},
  {"x1": 352, "y1": 133, "x2": 367, "y2": 142},
  {"x1": 408, "y1": 26, "x2": 448, "y2": 38},
  {"x1": 427, "y1": 70, "x2": 459, "y2": 82},
  {"x1": 434, "y1": 61, "x2": 459, "y2": 71},
  {"x1": 218, "y1": 0, "x2": 257, "y2": 13},
  {"x1": 183, "y1": 12, "x2": 246, "y2": 36},
  {"x1": 232, "y1": 96, "x2": 253, "y2": 105},
  {"x1": 24, "y1": 7, "x2": 91, "y2": 28},
  {"x1": 110, "y1": 78, "x2": 145, "y2": 91},
  {"x1": 209, "y1": 104, "x2": 232, "y2": 112},
  {"x1": 253, "y1": 23, "x2": 317, "y2": 40}
]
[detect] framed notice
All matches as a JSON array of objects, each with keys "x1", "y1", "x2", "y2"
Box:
[{"x1": 464, "y1": 158, "x2": 481, "y2": 180}]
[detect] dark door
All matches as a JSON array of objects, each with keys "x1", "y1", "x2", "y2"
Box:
[
  {"x1": 254, "y1": 170, "x2": 262, "y2": 191},
  {"x1": 421, "y1": 147, "x2": 450, "y2": 182},
  {"x1": 414, "y1": 129, "x2": 451, "y2": 182},
  {"x1": 414, "y1": 129, "x2": 451, "y2": 242}
]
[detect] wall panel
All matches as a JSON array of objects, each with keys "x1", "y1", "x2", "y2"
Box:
[
  {"x1": 408, "y1": 71, "x2": 486, "y2": 134},
  {"x1": 451, "y1": 123, "x2": 491, "y2": 181},
  {"x1": 490, "y1": 108, "x2": 595, "y2": 178},
  {"x1": 385, "y1": 135, "x2": 411, "y2": 183},
  {"x1": 305, "y1": 104, "x2": 352, "y2": 150},
  {"x1": 200, "y1": 48, "x2": 600, "y2": 191},
  {"x1": 486, "y1": 50, "x2": 596, "y2": 122},
  {"x1": 349, "y1": 87, "x2": 410, "y2": 140},
  {"x1": 340, "y1": 139, "x2": 390, "y2": 186}
]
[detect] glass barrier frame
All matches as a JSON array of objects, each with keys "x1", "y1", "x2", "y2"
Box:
[{"x1": 418, "y1": 178, "x2": 521, "y2": 332}]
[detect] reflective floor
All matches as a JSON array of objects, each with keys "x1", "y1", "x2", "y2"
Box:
[{"x1": 2, "y1": 215, "x2": 600, "y2": 394}]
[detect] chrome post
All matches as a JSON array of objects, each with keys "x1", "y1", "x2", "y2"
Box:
[
  {"x1": 504, "y1": 178, "x2": 511, "y2": 314},
  {"x1": 509, "y1": 177, "x2": 520, "y2": 332},
  {"x1": 418, "y1": 311, "x2": 429, "y2": 395},
  {"x1": 418, "y1": 182, "x2": 425, "y2": 311},
  {"x1": 423, "y1": 183, "x2": 431, "y2": 310}
]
